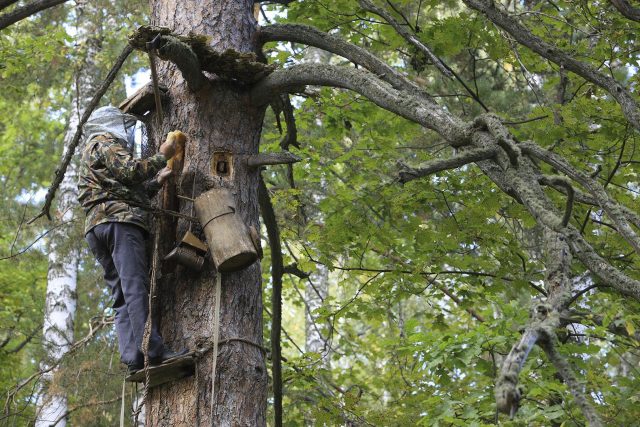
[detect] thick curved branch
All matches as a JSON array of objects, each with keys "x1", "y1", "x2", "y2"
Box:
[
  {"x1": 521, "y1": 141, "x2": 640, "y2": 256},
  {"x1": 505, "y1": 167, "x2": 640, "y2": 301},
  {"x1": 399, "y1": 146, "x2": 498, "y2": 183},
  {"x1": 462, "y1": 0, "x2": 640, "y2": 131},
  {"x1": 257, "y1": 176, "x2": 284, "y2": 427},
  {"x1": 252, "y1": 64, "x2": 640, "y2": 302},
  {"x1": 495, "y1": 326, "x2": 539, "y2": 415},
  {"x1": 538, "y1": 175, "x2": 574, "y2": 227},
  {"x1": 257, "y1": 23, "x2": 427, "y2": 97},
  {"x1": 568, "y1": 232, "x2": 640, "y2": 301},
  {"x1": 29, "y1": 44, "x2": 133, "y2": 223},
  {"x1": 610, "y1": 0, "x2": 640, "y2": 22},
  {"x1": 0, "y1": 1, "x2": 19, "y2": 10},
  {"x1": 473, "y1": 113, "x2": 521, "y2": 166},
  {"x1": 542, "y1": 176, "x2": 640, "y2": 230},
  {"x1": 250, "y1": 62, "x2": 467, "y2": 143},
  {"x1": 0, "y1": 0, "x2": 69, "y2": 31},
  {"x1": 539, "y1": 333, "x2": 603, "y2": 426}
]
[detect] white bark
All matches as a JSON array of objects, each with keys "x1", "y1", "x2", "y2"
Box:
[
  {"x1": 305, "y1": 265, "x2": 330, "y2": 365},
  {"x1": 36, "y1": 20, "x2": 100, "y2": 425},
  {"x1": 36, "y1": 121, "x2": 79, "y2": 427}
]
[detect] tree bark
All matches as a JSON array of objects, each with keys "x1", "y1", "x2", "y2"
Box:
[
  {"x1": 146, "y1": 1, "x2": 267, "y2": 425},
  {"x1": 0, "y1": 0, "x2": 70, "y2": 30}
]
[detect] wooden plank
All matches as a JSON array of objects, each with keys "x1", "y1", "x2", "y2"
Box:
[
  {"x1": 118, "y1": 82, "x2": 168, "y2": 116},
  {"x1": 126, "y1": 351, "x2": 196, "y2": 388}
]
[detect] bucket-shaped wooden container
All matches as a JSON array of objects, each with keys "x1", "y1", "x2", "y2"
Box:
[{"x1": 194, "y1": 188, "x2": 258, "y2": 272}]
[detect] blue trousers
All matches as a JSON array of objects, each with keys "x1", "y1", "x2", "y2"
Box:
[{"x1": 86, "y1": 222, "x2": 164, "y2": 366}]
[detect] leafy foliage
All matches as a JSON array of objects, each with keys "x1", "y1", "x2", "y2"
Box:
[{"x1": 1, "y1": 0, "x2": 639, "y2": 425}]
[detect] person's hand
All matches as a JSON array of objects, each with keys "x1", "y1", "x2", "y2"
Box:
[
  {"x1": 159, "y1": 133, "x2": 177, "y2": 158},
  {"x1": 157, "y1": 167, "x2": 174, "y2": 184}
]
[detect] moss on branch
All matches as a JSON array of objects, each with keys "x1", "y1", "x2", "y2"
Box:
[{"x1": 129, "y1": 26, "x2": 275, "y2": 85}]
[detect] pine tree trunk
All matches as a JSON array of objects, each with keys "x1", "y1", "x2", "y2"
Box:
[
  {"x1": 36, "y1": 24, "x2": 102, "y2": 424},
  {"x1": 146, "y1": 1, "x2": 267, "y2": 425}
]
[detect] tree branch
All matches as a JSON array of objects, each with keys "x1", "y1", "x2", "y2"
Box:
[
  {"x1": 29, "y1": 44, "x2": 133, "y2": 223},
  {"x1": 538, "y1": 332, "x2": 603, "y2": 427},
  {"x1": 257, "y1": 176, "x2": 283, "y2": 427},
  {"x1": 4, "y1": 316, "x2": 112, "y2": 414},
  {"x1": 250, "y1": 62, "x2": 468, "y2": 143},
  {"x1": 283, "y1": 263, "x2": 310, "y2": 279},
  {"x1": 434, "y1": 282, "x2": 485, "y2": 322},
  {"x1": 252, "y1": 59, "x2": 640, "y2": 304},
  {"x1": 541, "y1": 176, "x2": 640, "y2": 230},
  {"x1": 0, "y1": 1, "x2": 19, "y2": 11},
  {"x1": 495, "y1": 325, "x2": 539, "y2": 416},
  {"x1": 1, "y1": 327, "x2": 39, "y2": 355},
  {"x1": 398, "y1": 146, "x2": 498, "y2": 183},
  {"x1": 461, "y1": 0, "x2": 640, "y2": 131},
  {"x1": 610, "y1": 0, "x2": 640, "y2": 22},
  {"x1": 538, "y1": 175, "x2": 574, "y2": 227},
  {"x1": 358, "y1": 0, "x2": 453, "y2": 78},
  {"x1": 521, "y1": 141, "x2": 640, "y2": 256},
  {"x1": 0, "y1": 0, "x2": 69, "y2": 31},
  {"x1": 257, "y1": 23, "x2": 428, "y2": 97}
]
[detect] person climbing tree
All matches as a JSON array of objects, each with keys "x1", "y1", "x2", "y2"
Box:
[{"x1": 77, "y1": 106, "x2": 187, "y2": 374}]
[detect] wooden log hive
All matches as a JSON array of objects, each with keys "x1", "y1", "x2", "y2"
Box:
[{"x1": 194, "y1": 188, "x2": 258, "y2": 272}]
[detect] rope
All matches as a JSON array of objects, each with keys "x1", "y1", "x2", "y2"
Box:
[
  {"x1": 210, "y1": 272, "x2": 222, "y2": 423},
  {"x1": 133, "y1": 213, "x2": 161, "y2": 423},
  {"x1": 120, "y1": 373, "x2": 126, "y2": 427}
]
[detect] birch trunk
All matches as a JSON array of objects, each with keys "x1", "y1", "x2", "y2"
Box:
[
  {"x1": 36, "y1": 93, "x2": 80, "y2": 427},
  {"x1": 36, "y1": 30, "x2": 101, "y2": 427},
  {"x1": 305, "y1": 265, "x2": 330, "y2": 366}
]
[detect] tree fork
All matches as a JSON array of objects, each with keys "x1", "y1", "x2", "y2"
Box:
[{"x1": 30, "y1": 44, "x2": 133, "y2": 223}]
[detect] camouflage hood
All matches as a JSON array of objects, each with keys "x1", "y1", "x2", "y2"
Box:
[{"x1": 83, "y1": 106, "x2": 137, "y2": 149}]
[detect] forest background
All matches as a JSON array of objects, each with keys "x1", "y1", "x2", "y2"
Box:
[{"x1": 0, "y1": 0, "x2": 639, "y2": 426}]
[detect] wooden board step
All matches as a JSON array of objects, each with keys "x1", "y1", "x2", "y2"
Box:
[{"x1": 126, "y1": 351, "x2": 196, "y2": 388}]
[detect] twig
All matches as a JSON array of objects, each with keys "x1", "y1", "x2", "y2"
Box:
[
  {"x1": 29, "y1": 43, "x2": 133, "y2": 223},
  {"x1": 398, "y1": 146, "x2": 498, "y2": 184},
  {"x1": 4, "y1": 316, "x2": 112, "y2": 414},
  {"x1": 359, "y1": 0, "x2": 452, "y2": 78},
  {"x1": 566, "y1": 284, "x2": 606, "y2": 307},
  {"x1": 0, "y1": 219, "x2": 75, "y2": 261},
  {"x1": 502, "y1": 115, "x2": 549, "y2": 125},
  {"x1": 49, "y1": 397, "x2": 121, "y2": 427}
]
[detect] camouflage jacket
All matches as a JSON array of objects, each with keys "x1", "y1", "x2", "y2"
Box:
[{"x1": 77, "y1": 133, "x2": 167, "y2": 235}]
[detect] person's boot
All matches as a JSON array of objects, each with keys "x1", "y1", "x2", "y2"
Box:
[
  {"x1": 127, "y1": 363, "x2": 143, "y2": 375},
  {"x1": 150, "y1": 347, "x2": 189, "y2": 365}
]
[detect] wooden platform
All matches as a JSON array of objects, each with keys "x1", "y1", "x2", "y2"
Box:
[
  {"x1": 126, "y1": 352, "x2": 196, "y2": 388},
  {"x1": 118, "y1": 82, "x2": 168, "y2": 117}
]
